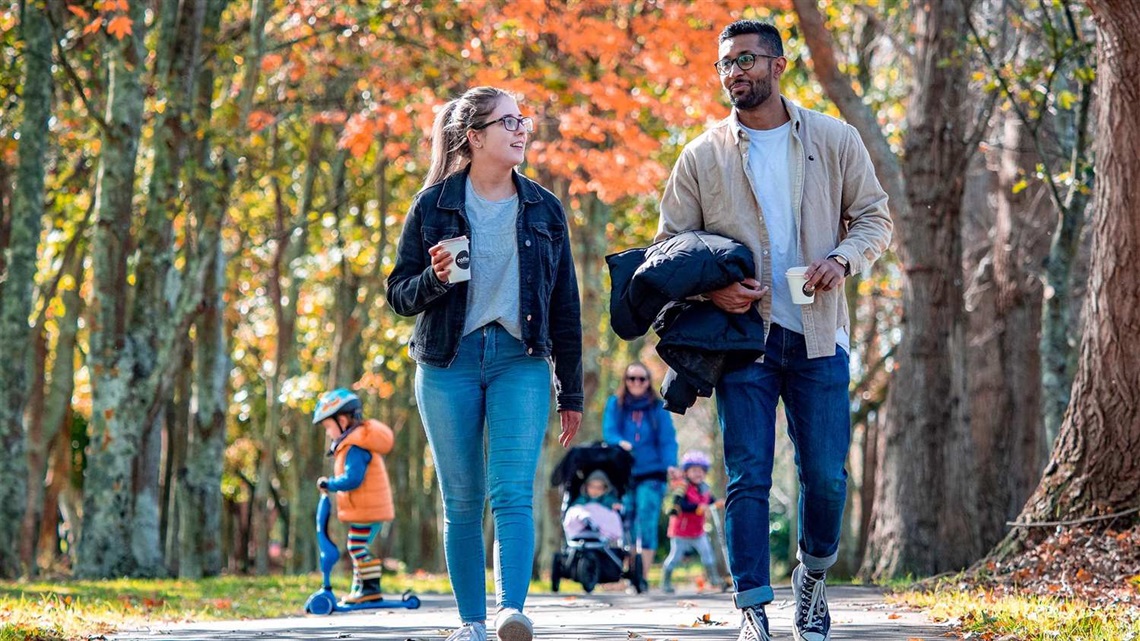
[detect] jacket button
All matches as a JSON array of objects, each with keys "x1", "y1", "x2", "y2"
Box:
[
  {"x1": 526, "y1": 314, "x2": 532, "y2": 322},
  {"x1": 525, "y1": 240, "x2": 532, "y2": 247},
  {"x1": 527, "y1": 347, "x2": 534, "y2": 355}
]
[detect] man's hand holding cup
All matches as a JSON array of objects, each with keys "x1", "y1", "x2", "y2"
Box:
[{"x1": 802, "y1": 257, "x2": 846, "y2": 294}]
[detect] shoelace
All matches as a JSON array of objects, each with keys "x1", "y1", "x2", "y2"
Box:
[
  {"x1": 741, "y1": 607, "x2": 770, "y2": 641},
  {"x1": 799, "y1": 572, "x2": 829, "y2": 631},
  {"x1": 449, "y1": 623, "x2": 487, "y2": 641}
]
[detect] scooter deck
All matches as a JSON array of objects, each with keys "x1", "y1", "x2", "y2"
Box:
[{"x1": 304, "y1": 588, "x2": 421, "y2": 615}]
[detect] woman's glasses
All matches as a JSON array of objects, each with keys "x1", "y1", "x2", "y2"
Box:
[
  {"x1": 626, "y1": 376, "x2": 648, "y2": 383},
  {"x1": 472, "y1": 115, "x2": 535, "y2": 133}
]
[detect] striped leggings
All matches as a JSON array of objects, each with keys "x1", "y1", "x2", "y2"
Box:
[{"x1": 347, "y1": 522, "x2": 383, "y2": 564}]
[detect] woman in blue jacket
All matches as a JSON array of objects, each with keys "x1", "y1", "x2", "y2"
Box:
[{"x1": 602, "y1": 362, "x2": 678, "y2": 589}]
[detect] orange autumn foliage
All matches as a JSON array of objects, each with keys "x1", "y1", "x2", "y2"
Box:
[{"x1": 247, "y1": 0, "x2": 782, "y2": 205}]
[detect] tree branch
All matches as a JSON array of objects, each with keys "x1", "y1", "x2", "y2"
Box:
[
  {"x1": 966, "y1": 13, "x2": 1068, "y2": 216},
  {"x1": 1008, "y1": 506, "x2": 1140, "y2": 528},
  {"x1": 792, "y1": 0, "x2": 911, "y2": 221}
]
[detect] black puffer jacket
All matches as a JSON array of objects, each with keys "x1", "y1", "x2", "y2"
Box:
[{"x1": 607, "y1": 231, "x2": 766, "y2": 413}]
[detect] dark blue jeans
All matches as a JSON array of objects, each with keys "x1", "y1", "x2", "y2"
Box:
[{"x1": 715, "y1": 324, "x2": 851, "y2": 609}]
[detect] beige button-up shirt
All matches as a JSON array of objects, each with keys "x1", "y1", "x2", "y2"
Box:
[{"x1": 657, "y1": 97, "x2": 893, "y2": 359}]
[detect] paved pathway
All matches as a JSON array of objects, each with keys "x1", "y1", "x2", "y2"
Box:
[{"x1": 109, "y1": 586, "x2": 953, "y2": 640}]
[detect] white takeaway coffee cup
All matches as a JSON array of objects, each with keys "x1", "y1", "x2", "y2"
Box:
[
  {"x1": 785, "y1": 266, "x2": 815, "y2": 305},
  {"x1": 438, "y1": 236, "x2": 471, "y2": 284}
]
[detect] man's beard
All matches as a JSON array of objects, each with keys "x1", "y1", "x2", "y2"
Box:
[{"x1": 728, "y1": 79, "x2": 773, "y2": 110}]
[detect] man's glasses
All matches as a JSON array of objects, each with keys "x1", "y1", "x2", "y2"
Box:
[
  {"x1": 626, "y1": 376, "x2": 648, "y2": 383},
  {"x1": 714, "y1": 52, "x2": 781, "y2": 76},
  {"x1": 472, "y1": 115, "x2": 535, "y2": 133}
]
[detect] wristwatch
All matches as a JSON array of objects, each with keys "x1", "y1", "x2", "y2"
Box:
[{"x1": 828, "y1": 254, "x2": 850, "y2": 276}]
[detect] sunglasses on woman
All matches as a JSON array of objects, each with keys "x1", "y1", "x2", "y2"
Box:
[{"x1": 626, "y1": 376, "x2": 648, "y2": 383}]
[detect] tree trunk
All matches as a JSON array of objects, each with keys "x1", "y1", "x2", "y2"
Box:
[
  {"x1": 78, "y1": 0, "x2": 218, "y2": 577},
  {"x1": 253, "y1": 125, "x2": 322, "y2": 574},
  {"x1": 162, "y1": 351, "x2": 192, "y2": 573},
  {"x1": 862, "y1": 0, "x2": 982, "y2": 579},
  {"x1": 966, "y1": 115, "x2": 1051, "y2": 548},
  {"x1": 0, "y1": 0, "x2": 53, "y2": 579},
  {"x1": 289, "y1": 146, "x2": 351, "y2": 575},
  {"x1": 180, "y1": 235, "x2": 228, "y2": 578},
  {"x1": 1008, "y1": 0, "x2": 1140, "y2": 529},
  {"x1": 20, "y1": 253, "x2": 85, "y2": 573},
  {"x1": 176, "y1": 0, "x2": 232, "y2": 580},
  {"x1": 576, "y1": 195, "x2": 607, "y2": 422}
]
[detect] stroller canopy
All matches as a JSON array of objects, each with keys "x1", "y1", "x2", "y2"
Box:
[{"x1": 550, "y1": 442, "x2": 635, "y2": 502}]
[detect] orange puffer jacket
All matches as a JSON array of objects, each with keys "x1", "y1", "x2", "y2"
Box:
[{"x1": 333, "y1": 419, "x2": 395, "y2": 523}]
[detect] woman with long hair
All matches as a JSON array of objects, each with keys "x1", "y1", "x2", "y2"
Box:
[
  {"x1": 387, "y1": 87, "x2": 583, "y2": 641},
  {"x1": 602, "y1": 362, "x2": 678, "y2": 590}
]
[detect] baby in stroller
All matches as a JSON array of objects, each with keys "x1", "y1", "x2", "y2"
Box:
[
  {"x1": 563, "y1": 470, "x2": 624, "y2": 542},
  {"x1": 550, "y1": 443, "x2": 646, "y2": 593}
]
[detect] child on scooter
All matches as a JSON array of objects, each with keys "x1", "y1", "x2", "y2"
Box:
[{"x1": 314, "y1": 388, "x2": 394, "y2": 605}]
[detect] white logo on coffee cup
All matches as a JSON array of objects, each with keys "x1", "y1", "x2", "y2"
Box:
[{"x1": 455, "y1": 250, "x2": 470, "y2": 270}]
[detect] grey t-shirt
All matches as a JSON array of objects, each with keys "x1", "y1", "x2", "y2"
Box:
[{"x1": 462, "y1": 179, "x2": 522, "y2": 339}]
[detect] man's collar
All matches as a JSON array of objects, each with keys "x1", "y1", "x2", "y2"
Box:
[{"x1": 729, "y1": 96, "x2": 800, "y2": 143}]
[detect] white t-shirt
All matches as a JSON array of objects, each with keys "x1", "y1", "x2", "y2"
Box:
[{"x1": 741, "y1": 122, "x2": 849, "y2": 354}]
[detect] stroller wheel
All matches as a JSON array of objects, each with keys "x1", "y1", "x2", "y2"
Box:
[
  {"x1": 578, "y1": 555, "x2": 599, "y2": 593},
  {"x1": 551, "y1": 552, "x2": 564, "y2": 593}
]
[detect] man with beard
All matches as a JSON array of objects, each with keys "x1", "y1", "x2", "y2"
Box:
[{"x1": 654, "y1": 20, "x2": 892, "y2": 641}]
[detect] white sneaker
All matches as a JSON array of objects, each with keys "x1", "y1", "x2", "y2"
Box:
[
  {"x1": 446, "y1": 622, "x2": 487, "y2": 641},
  {"x1": 494, "y1": 607, "x2": 534, "y2": 641}
]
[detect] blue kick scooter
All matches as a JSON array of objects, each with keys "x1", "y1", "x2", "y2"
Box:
[{"x1": 304, "y1": 493, "x2": 421, "y2": 614}]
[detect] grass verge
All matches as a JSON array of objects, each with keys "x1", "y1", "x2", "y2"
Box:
[
  {"x1": 895, "y1": 588, "x2": 1140, "y2": 641},
  {"x1": 0, "y1": 572, "x2": 451, "y2": 641}
]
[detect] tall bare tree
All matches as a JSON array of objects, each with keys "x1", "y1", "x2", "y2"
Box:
[
  {"x1": 998, "y1": 0, "x2": 1140, "y2": 545},
  {"x1": 0, "y1": 0, "x2": 55, "y2": 579},
  {"x1": 794, "y1": 0, "x2": 987, "y2": 576},
  {"x1": 77, "y1": 0, "x2": 226, "y2": 576}
]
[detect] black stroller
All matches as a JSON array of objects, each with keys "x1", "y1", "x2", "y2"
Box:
[{"x1": 549, "y1": 442, "x2": 646, "y2": 594}]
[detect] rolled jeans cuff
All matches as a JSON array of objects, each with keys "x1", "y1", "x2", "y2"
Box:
[
  {"x1": 797, "y1": 547, "x2": 838, "y2": 572},
  {"x1": 733, "y1": 585, "x2": 774, "y2": 609}
]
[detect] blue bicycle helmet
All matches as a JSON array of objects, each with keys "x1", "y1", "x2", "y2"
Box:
[
  {"x1": 681, "y1": 450, "x2": 711, "y2": 471},
  {"x1": 312, "y1": 388, "x2": 363, "y2": 425}
]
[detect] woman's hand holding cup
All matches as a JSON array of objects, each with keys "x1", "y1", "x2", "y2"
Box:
[{"x1": 429, "y1": 243, "x2": 454, "y2": 283}]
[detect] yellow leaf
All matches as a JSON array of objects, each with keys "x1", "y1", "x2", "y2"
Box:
[
  {"x1": 107, "y1": 15, "x2": 132, "y2": 39},
  {"x1": 1011, "y1": 179, "x2": 1028, "y2": 195}
]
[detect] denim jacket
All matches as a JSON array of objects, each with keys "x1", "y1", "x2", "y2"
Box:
[{"x1": 386, "y1": 168, "x2": 584, "y2": 412}]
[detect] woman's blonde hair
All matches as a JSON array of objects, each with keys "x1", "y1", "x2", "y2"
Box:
[{"x1": 423, "y1": 86, "x2": 510, "y2": 189}]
